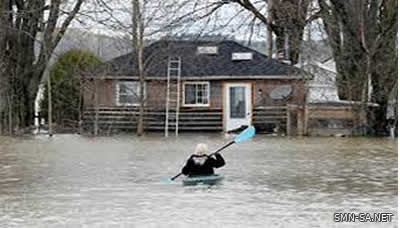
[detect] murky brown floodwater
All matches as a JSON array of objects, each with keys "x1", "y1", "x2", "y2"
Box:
[{"x1": 0, "y1": 134, "x2": 397, "y2": 227}]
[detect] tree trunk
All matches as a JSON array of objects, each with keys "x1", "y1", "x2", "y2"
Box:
[
  {"x1": 266, "y1": 29, "x2": 273, "y2": 58},
  {"x1": 94, "y1": 79, "x2": 99, "y2": 136},
  {"x1": 275, "y1": 29, "x2": 286, "y2": 59},
  {"x1": 47, "y1": 73, "x2": 53, "y2": 136},
  {"x1": 7, "y1": 94, "x2": 11, "y2": 135},
  {"x1": 319, "y1": 0, "x2": 397, "y2": 135},
  {"x1": 132, "y1": 0, "x2": 145, "y2": 136},
  {"x1": 371, "y1": 103, "x2": 388, "y2": 136},
  {"x1": 288, "y1": 25, "x2": 304, "y2": 63},
  {"x1": 235, "y1": 0, "x2": 310, "y2": 64},
  {"x1": 265, "y1": 0, "x2": 273, "y2": 57},
  {"x1": 137, "y1": 48, "x2": 145, "y2": 136}
]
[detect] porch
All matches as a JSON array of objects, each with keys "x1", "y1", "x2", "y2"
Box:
[{"x1": 81, "y1": 105, "x2": 301, "y2": 135}]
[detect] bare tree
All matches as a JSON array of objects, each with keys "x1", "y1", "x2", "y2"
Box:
[
  {"x1": 236, "y1": 0, "x2": 313, "y2": 63},
  {"x1": 86, "y1": 0, "x2": 198, "y2": 136},
  {"x1": 131, "y1": 0, "x2": 145, "y2": 135},
  {"x1": 0, "y1": 0, "x2": 85, "y2": 135},
  {"x1": 179, "y1": 0, "x2": 318, "y2": 64},
  {"x1": 319, "y1": 0, "x2": 397, "y2": 135}
]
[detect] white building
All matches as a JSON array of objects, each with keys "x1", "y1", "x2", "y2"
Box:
[{"x1": 302, "y1": 58, "x2": 340, "y2": 103}]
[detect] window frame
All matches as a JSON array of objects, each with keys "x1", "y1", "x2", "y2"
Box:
[
  {"x1": 182, "y1": 81, "x2": 210, "y2": 107},
  {"x1": 115, "y1": 81, "x2": 145, "y2": 106}
]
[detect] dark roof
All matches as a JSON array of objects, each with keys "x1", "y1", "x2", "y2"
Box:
[{"x1": 93, "y1": 40, "x2": 302, "y2": 78}]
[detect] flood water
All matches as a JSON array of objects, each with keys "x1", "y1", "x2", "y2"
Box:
[{"x1": 0, "y1": 134, "x2": 397, "y2": 227}]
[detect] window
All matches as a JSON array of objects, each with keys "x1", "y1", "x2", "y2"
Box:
[
  {"x1": 116, "y1": 81, "x2": 144, "y2": 106},
  {"x1": 229, "y1": 87, "x2": 246, "y2": 118},
  {"x1": 232, "y1": 52, "x2": 253, "y2": 61},
  {"x1": 197, "y1": 46, "x2": 218, "y2": 55},
  {"x1": 183, "y1": 82, "x2": 210, "y2": 106}
]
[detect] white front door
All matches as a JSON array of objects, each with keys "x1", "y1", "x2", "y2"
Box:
[{"x1": 224, "y1": 83, "x2": 252, "y2": 131}]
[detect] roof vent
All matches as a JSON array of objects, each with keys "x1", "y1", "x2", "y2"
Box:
[
  {"x1": 232, "y1": 52, "x2": 253, "y2": 61},
  {"x1": 197, "y1": 46, "x2": 218, "y2": 55}
]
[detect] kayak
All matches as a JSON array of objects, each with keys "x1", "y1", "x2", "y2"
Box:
[{"x1": 182, "y1": 174, "x2": 224, "y2": 186}]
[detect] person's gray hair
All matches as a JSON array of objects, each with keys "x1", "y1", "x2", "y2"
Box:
[{"x1": 194, "y1": 143, "x2": 208, "y2": 155}]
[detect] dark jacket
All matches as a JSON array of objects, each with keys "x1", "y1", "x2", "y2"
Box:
[{"x1": 181, "y1": 153, "x2": 225, "y2": 176}]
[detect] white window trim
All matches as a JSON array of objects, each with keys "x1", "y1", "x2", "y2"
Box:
[
  {"x1": 115, "y1": 81, "x2": 145, "y2": 106},
  {"x1": 182, "y1": 81, "x2": 210, "y2": 107}
]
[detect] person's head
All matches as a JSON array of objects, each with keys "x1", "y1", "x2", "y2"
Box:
[{"x1": 194, "y1": 143, "x2": 208, "y2": 156}]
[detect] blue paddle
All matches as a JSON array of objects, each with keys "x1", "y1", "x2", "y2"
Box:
[{"x1": 162, "y1": 126, "x2": 256, "y2": 183}]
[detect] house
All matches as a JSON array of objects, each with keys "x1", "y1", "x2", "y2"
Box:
[{"x1": 82, "y1": 40, "x2": 309, "y2": 134}]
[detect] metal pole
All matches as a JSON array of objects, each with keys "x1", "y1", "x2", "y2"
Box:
[
  {"x1": 165, "y1": 64, "x2": 170, "y2": 137},
  {"x1": 175, "y1": 58, "x2": 181, "y2": 136}
]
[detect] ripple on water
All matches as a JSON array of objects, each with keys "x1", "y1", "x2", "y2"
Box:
[{"x1": 0, "y1": 135, "x2": 397, "y2": 227}]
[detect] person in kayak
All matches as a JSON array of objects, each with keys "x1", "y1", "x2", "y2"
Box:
[{"x1": 181, "y1": 143, "x2": 225, "y2": 177}]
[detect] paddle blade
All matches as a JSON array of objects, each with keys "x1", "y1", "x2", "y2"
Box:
[
  {"x1": 161, "y1": 173, "x2": 182, "y2": 183},
  {"x1": 234, "y1": 125, "x2": 256, "y2": 143},
  {"x1": 160, "y1": 178, "x2": 174, "y2": 184}
]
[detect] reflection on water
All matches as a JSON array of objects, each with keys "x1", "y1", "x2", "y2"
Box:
[{"x1": 0, "y1": 134, "x2": 397, "y2": 227}]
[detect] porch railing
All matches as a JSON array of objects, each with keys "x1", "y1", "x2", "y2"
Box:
[{"x1": 82, "y1": 106, "x2": 223, "y2": 133}]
